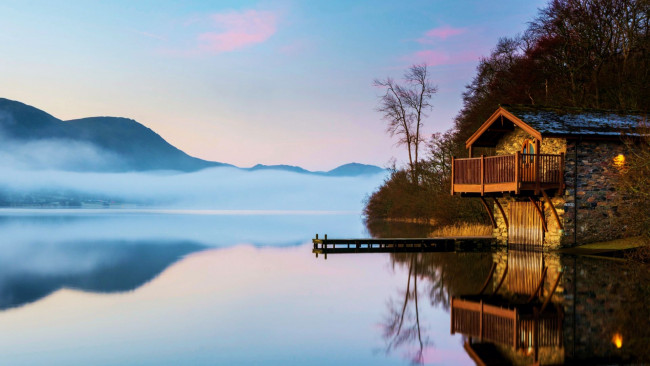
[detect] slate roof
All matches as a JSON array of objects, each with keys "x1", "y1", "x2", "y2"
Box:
[{"x1": 503, "y1": 105, "x2": 647, "y2": 137}]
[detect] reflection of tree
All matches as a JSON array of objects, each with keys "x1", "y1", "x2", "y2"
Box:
[
  {"x1": 365, "y1": 219, "x2": 433, "y2": 239},
  {"x1": 383, "y1": 255, "x2": 427, "y2": 364},
  {"x1": 381, "y1": 252, "x2": 494, "y2": 363}
]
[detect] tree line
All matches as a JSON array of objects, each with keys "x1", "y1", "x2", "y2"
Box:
[{"x1": 365, "y1": 0, "x2": 650, "y2": 228}]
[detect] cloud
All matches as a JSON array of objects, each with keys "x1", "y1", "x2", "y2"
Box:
[
  {"x1": 197, "y1": 10, "x2": 278, "y2": 53},
  {"x1": 418, "y1": 25, "x2": 466, "y2": 43},
  {"x1": 404, "y1": 49, "x2": 478, "y2": 67},
  {"x1": 132, "y1": 29, "x2": 167, "y2": 42}
]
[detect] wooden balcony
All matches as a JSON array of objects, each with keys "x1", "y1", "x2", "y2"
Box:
[
  {"x1": 450, "y1": 297, "x2": 563, "y2": 350},
  {"x1": 451, "y1": 153, "x2": 564, "y2": 196}
]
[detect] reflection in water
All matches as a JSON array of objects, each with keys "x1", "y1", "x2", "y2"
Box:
[
  {"x1": 383, "y1": 255, "x2": 427, "y2": 364},
  {"x1": 382, "y1": 252, "x2": 494, "y2": 364},
  {"x1": 451, "y1": 250, "x2": 565, "y2": 365},
  {"x1": 363, "y1": 216, "x2": 650, "y2": 364},
  {"x1": 447, "y1": 249, "x2": 649, "y2": 365},
  {"x1": 0, "y1": 212, "x2": 646, "y2": 364},
  {"x1": 377, "y1": 244, "x2": 650, "y2": 365},
  {"x1": 0, "y1": 240, "x2": 204, "y2": 310},
  {"x1": 366, "y1": 220, "x2": 434, "y2": 239}
]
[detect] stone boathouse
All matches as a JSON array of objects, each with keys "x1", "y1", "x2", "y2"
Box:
[{"x1": 451, "y1": 105, "x2": 645, "y2": 249}]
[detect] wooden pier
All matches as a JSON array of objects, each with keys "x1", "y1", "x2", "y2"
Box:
[{"x1": 312, "y1": 234, "x2": 493, "y2": 258}]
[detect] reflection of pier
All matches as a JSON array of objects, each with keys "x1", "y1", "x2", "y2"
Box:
[
  {"x1": 311, "y1": 234, "x2": 493, "y2": 258},
  {"x1": 450, "y1": 249, "x2": 564, "y2": 365}
]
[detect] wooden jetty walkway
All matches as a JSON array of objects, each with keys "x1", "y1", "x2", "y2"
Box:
[{"x1": 312, "y1": 234, "x2": 493, "y2": 258}]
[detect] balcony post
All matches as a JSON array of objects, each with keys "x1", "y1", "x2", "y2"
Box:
[
  {"x1": 515, "y1": 152, "x2": 520, "y2": 195},
  {"x1": 451, "y1": 156, "x2": 455, "y2": 195},
  {"x1": 479, "y1": 299, "x2": 484, "y2": 341},
  {"x1": 481, "y1": 154, "x2": 485, "y2": 196},
  {"x1": 559, "y1": 152, "x2": 564, "y2": 196},
  {"x1": 535, "y1": 140, "x2": 541, "y2": 194}
]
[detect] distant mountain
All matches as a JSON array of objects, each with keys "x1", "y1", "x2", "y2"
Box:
[
  {"x1": 324, "y1": 163, "x2": 386, "y2": 177},
  {"x1": 244, "y1": 162, "x2": 386, "y2": 177},
  {"x1": 246, "y1": 164, "x2": 312, "y2": 174},
  {"x1": 0, "y1": 98, "x2": 228, "y2": 172},
  {"x1": 0, "y1": 98, "x2": 386, "y2": 176}
]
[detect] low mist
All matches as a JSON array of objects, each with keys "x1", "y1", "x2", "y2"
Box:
[{"x1": 0, "y1": 138, "x2": 386, "y2": 211}]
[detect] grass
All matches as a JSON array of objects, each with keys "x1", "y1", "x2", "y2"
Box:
[
  {"x1": 429, "y1": 222, "x2": 493, "y2": 238},
  {"x1": 575, "y1": 236, "x2": 645, "y2": 250},
  {"x1": 558, "y1": 236, "x2": 647, "y2": 255}
]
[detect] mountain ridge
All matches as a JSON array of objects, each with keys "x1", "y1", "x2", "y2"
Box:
[{"x1": 0, "y1": 98, "x2": 385, "y2": 176}]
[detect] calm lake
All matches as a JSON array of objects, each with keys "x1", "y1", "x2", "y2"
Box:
[{"x1": 0, "y1": 209, "x2": 646, "y2": 365}]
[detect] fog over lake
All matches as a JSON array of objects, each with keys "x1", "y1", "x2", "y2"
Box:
[{"x1": 0, "y1": 166, "x2": 387, "y2": 210}]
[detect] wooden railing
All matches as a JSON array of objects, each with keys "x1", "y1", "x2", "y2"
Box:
[
  {"x1": 451, "y1": 298, "x2": 517, "y2": 346},
  {"x1": 451, "y1": 297, "x2": 563, "y2": 349},
  {"x1": 451, "y1": 152, "x2": 564, "y2": 195}
]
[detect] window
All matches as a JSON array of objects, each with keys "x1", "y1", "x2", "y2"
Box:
[{"x1": 522, "y1": 139, "x2": 535, "y2": 163}]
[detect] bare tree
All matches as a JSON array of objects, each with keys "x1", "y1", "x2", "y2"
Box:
[{"x1": 374, "y1": 64, "x2": 437, "y2": 183}]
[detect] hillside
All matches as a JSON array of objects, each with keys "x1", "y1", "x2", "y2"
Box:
[
  {"x1": 0, "y1": 98, "x2": 386, "y2": 176},
  {"x1": 0, "y1": 98, "x2": 227, "y2": 172}
]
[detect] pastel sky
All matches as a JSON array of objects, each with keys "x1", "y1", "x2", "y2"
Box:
[{"x1": 0, "y1": 0, "x2": 546, "y2": 170}]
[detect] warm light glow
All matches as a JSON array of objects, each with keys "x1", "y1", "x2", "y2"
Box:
[
  {"x1": 612, "y1": 333, "x2": 623, "y2": 348},
  {"x1": 613, "y1": 154, "x2": 626, "y2": 167}
]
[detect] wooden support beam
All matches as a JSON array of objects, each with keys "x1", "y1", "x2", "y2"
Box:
[
  {"x1": 493, "y1": 198, "x2": 508, "y2": 229},
  {"x1": 479, "y1": 196, "x2": 497, "y2": 228},
  {"x1": 541, "y1": 189, "x2": 563, "y2": 231},
  {"x1": 469, "y1": 145, "x2": 473, "y2": 158},
  {"x1": 541, "y1": 271, "x2": 563, "y2": 313},
  {"x1": 490, "y1": 261, "x2": 508, "y2": 297},
  {"x1": 529, "y1": 197, "x2": 548, "y2": 232},
  {"x1": 477, "y1": 262, "x2": 497, "y2": 295},
  {"x1": 527, "y1": 266, "x2": 548, "y2": 303}
]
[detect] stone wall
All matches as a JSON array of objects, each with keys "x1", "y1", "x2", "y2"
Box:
[
  {"x1": 487, "y1": 127, "x2": 630, "y2": 247},
  {"x1": 494, "y1": 128, "x2": 566, "y2": 156},
  {"x1": 559, "y1": 255, "x2": 644, "y2": 363},
  {"x1": 562, "y1": 140, "x2": 630, "y2": 245},
  {"x1": 491, "y1": 129, "x2": 567, "y2": 249}
]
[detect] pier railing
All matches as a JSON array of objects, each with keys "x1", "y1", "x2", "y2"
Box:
[{"x1": 451, "y1": 152, "x2": 564, "y2": 195}]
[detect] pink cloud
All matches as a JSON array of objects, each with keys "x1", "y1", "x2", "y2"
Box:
[
  {"x1": 418, "y1": 25, "x2": 467, "y2": 44},
  {"x1": 406, "y1": 49, "x2": 478, "y2": 67},
  {"x1": 198, "y1": 10, "x2": 278, "y2": 53}
]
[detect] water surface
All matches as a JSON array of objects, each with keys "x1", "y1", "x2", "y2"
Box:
[{"x1": 0, "y1": 211, "x2": 646, "y2": 365}]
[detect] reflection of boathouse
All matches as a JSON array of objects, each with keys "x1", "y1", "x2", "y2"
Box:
[
  {"x1": 451, "y1": 250, "x2": 564, "y2": 365},
  {"x1": 448, "y1": 249, "x2": 646, "y2": 365},
  {"x1": 451, "y1": 106, "x2": 642, "y2": 248}
]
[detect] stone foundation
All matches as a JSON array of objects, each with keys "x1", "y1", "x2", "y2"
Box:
[{"x1": 486, "y1": 128, "x2": 630, "y2": 247}]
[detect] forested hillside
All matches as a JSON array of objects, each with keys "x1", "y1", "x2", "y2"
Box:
[{"x1": 365, "y1": 0, "x2": 649, "y2": 227}]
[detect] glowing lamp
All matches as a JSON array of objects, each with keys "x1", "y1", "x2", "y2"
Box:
[
  {"x1": 612, "y1": 332, "x2": 623, "y2": 349},
  {"x1": 613, "y1": 154, "x2": 625, "y2": 167}
]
